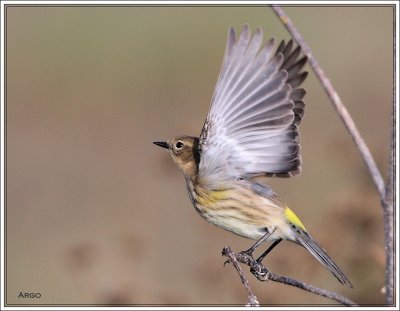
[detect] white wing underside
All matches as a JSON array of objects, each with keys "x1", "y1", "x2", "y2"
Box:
[{"x1": 199, "y1": 25, "x2": 307, "y2": 183}]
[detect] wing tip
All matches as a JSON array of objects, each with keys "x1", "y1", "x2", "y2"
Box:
[
  {"x1": 228, "y1": 26, "x2": 236, "y2": 37},
  {"x1": 226, "y1": 26, "x2": 236, "y2": 50},
  {"x1": 254, "y1": 26, "x2": 263, "y2": 38},
  {"x1": 241, "y1": 23, "x2": 251, "y2": 39}
]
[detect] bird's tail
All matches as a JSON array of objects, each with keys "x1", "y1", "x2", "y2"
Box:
[{"x1": 293, "y1": 229, "x2": 353, "y2": 287}]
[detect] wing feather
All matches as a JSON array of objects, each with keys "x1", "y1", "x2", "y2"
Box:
[{"x1": 199, "y1": 25, "x2": 308, "y2": 182}]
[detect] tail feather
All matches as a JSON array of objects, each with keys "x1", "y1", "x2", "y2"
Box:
[{"x1": 294, "y1": 229, "x2": 353, "y2": 288}]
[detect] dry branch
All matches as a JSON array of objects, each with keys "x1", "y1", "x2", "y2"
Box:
[
  {"x1": 222, "y1": 247, "x2": 259, "y2": 306},
  {"x1": 223, "y1": 247, "x2": 358, "y2": 306}
]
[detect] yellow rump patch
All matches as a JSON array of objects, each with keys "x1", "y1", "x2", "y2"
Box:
[{"x1": 284, "y1": 207, "x2": 306, "y2": 231}]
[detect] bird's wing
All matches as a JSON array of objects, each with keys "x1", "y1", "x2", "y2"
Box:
[{"x1": 198, "y1": 25, "x2": 308, "y2": 182}]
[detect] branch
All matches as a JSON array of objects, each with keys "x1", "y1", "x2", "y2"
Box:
[
  {"x1": 223, "y1": 247, "x2": 358, "y2": 306},
  {"x1": 271, "y1": 5, "x2": 395, "y2": 304},
  {"x1": 381, "y1": 95, "x2": 395, "y2": 305},
  {"x1": 222, "y1": 247, "x2": 259, "y2": 306}
]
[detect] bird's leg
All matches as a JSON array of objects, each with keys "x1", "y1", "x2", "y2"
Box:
[
  {"x1": 256, "y1": 238, "x2": 282, "y2": 263},
  {"x1": 240, "y1": 228, "x2": 274, "y2": 257}
]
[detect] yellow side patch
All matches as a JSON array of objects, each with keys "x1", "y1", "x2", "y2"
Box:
[
  {"x1": 284, "y1": 207, "x2": 306, "y2": 231},
  {"x1": 197, "y1": 188, "x2": 229, "y2": 206}
]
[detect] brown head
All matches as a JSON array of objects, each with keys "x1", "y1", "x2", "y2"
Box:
[{"x1": 153, "y1": 135, "x2": 200, "y2": 179}]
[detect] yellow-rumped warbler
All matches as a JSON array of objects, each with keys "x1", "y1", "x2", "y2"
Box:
[{"x1": 154, "y1": 25, "x2": 352, "y2": 287}]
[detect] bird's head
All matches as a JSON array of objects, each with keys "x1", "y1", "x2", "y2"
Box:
[{"x1": 153, "y1": 135, "x2": 200, "y2": 179}]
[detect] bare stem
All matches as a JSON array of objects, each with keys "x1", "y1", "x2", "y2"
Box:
[
  {"x1": 222, "y1": 247, "x2": 259, "y2": 306},
  {"x1": 223, "y1": 247, "x2": 358, "y2": 306},
  {"x1": 382, "y1": 96, "x2": 395, "y2": 305},
  {"x1": 271, "y1": 5, "x2": 395, "y2": 304}
]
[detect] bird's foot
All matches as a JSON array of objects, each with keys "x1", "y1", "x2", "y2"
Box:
[
  {"x1": 238, "y1": 249, "x2": 255, "y2": 259},
  {"x1": 250, "y1": 265, "x2": 270, "y2": 282}
]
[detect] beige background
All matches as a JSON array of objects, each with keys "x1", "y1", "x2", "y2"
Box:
[{"x1": 6, "y1": 5, "x2": 393, "y2": 306}]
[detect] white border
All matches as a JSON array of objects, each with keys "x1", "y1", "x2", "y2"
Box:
[
  {"x1": 0, "y1": 0, "x2": 398, "y2": 5},
  {"x1": 0, "y1": 1, "x2": 398, "y2": 310}
]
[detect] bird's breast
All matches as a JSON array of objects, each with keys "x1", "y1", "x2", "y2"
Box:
[{"x1": 184, "y1": 179, "x2": 287, "y2": 240}]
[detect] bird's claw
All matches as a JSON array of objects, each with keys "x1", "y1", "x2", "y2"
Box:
[{"x1": 250, "y1": 266, "x2": 269, "y2": 281}]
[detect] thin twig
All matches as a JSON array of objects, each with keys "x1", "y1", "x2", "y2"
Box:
[
  {"x1": 223, "y1": 247, "x2": 358, "y2": 306},
  {"x1": 381, "y1": 96, "x2": 395, "y2": 305},
  {"x1": 271, "y1": 5, "x2": 386, "y2": 198},
  {"x1": 271, "y1": 5, "x2": 395, "y2": 304},
  {"x1": 222, "y1": 247, "x2": 259, "y2": 306}
]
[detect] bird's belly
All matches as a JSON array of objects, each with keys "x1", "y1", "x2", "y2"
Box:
[
  {"x1": 186, "y1": 180, "x2": 287, "y2": 241},
  {"x1": 192, "y1": 201, "x2": 286, "y2": 241},
  {"x1": 202, "y1": 208, "x2": 268, "y2": 240}
]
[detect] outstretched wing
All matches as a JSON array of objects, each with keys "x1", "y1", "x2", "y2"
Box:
[{"x1": 198, "y1": 25, "x2": 307, "y2": 182}]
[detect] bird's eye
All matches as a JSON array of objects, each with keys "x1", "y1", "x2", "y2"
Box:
[{"x1": 175, "y1": 141, "x2": 184, "y2": 149}]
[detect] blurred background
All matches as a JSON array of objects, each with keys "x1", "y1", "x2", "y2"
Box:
[{"x1": 6, "y1": 5, "x2": 393, "y2": 306}]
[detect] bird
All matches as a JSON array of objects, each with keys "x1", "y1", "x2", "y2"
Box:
[{"x1": 153, "y1": 24, "x2": 352, "y2": 287}]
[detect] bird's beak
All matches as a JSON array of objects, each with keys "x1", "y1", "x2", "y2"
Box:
[{"x1": 153, "y1": 141, "x2": 169, "y2": 149}]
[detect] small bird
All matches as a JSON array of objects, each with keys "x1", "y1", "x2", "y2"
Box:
[{"x1": 154, "y1": 25, "x2": 352, "y2": 287}]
